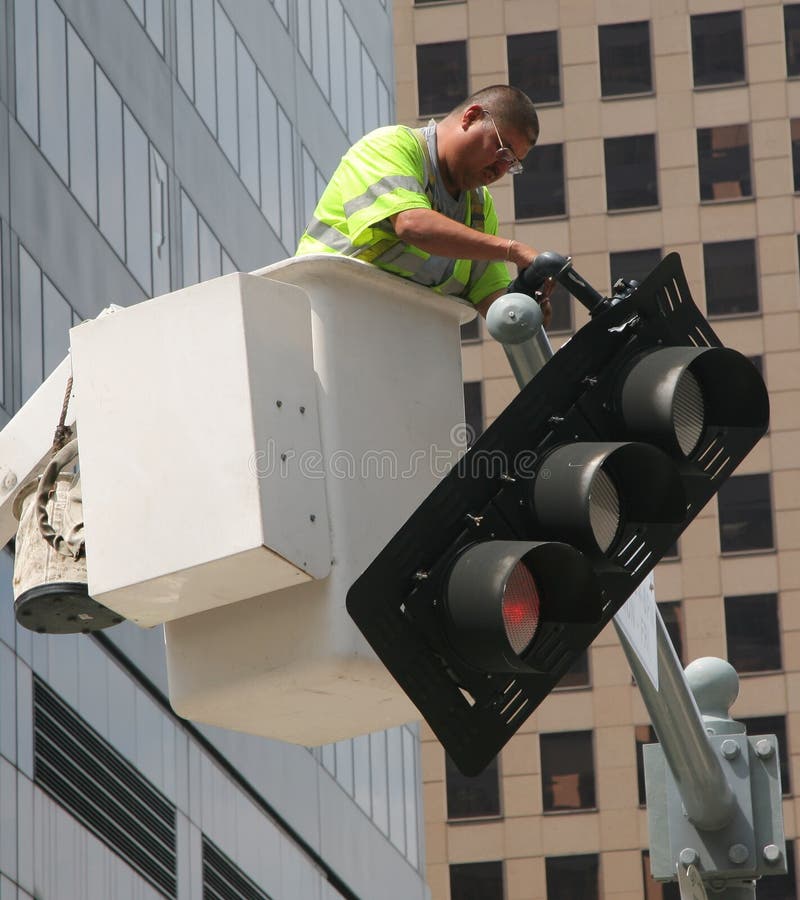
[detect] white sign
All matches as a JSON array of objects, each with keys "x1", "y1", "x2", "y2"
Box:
[{"x1": 614, "y1": 572, "x2": 658, "y2": 689}]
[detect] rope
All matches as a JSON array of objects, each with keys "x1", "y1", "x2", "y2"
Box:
[{"x1": 50, "y1": 374, "x2": 74, "y2": 453}]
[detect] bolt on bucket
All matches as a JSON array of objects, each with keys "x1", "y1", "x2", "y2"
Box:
[{"x1": 12, "y1": 439, "x2": 122, "y2": 634}]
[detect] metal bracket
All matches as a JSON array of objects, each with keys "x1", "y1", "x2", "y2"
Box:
[{"x1": 645, "y1": 732, "x2": 786, "y2": 884}]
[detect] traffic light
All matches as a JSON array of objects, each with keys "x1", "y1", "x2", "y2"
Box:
[{"x1": 346, "y1": 252, "x2": 769, "y2": 775}]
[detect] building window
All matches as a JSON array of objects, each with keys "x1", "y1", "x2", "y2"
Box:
[
  {"x1": 697, "y1": 125, "x2": 752, "y2": 201},
  {"x1": 659, "y1": 601, "x2": 685, "y2": 665},
  {"x1": 792, "y1": 120, "x2": 800, "y2": 192},
  {"x1": 662, "y1": 540, "x2": 679, "y2": 560},
  {"x1": 417, "y1": 41, "x2": 467, "y2": 116},
  {"x1": 450, "y1": 861, "x2": 504, "y2": 900},
  {"x1": 786, "y1": 5, "x2": 800, "y2": 77},
  {"x1": 507, "y1": 31, "x2": 560, "y2": 105},
  {"x1": 604, "y1": 135, "x2": 658, "y2": 210},
  {"x1": 555, "y1": 650, "x2": 590, "y2": 689},
  {"x1": 463, "y1": 381, "x2": 483, "y2": 445},
  {"x1": 642, "y1": 850, "x2": 681, "y2": 899},
  {"x1": 599, "y1": 21, "x2": 652, "y2": 97},
  {"x1": 636, "y1": 725, "x2": 656, "y2": 807},
  {"x1": 514, "y1": 143, "x2": 565, "y2": 219},
  {"x1": 691, "y1": 11, "x2": 745, "y2": 87},
  {"x1": 445, "y1": 752, "x2": 500, "y2": 819},
  {"x1": 610, "y1": 248, "x2": 662, "y2": 291},
  {"x1": 548, "y1": 284, "x2": 573, "y2": 334},
  {"x1": 545, "y1": 854, "x2": 599, "y2": 900},
  {"x1": 461, "y1": 316, "x2": 480, "y2": 342},
  {"x1": 540, "y1": 731, "x2": 596, "y2": 812},
  {"x1": 739, "y1": 716, "x2": 790, "y2": 794},
  {"x1": 725, "y1": 593, "x2": 781, "y2": 673},
  {"x1": 703, "y1": 239, "x2": 759, "y2": 317},
  {"x1": 718, "y1": 473, "x2": 774, "y2": 554}
]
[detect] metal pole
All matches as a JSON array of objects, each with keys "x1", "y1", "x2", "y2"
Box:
[
  {"x1": 484, "y1": 292, "x2": 554, "y2": 385},
  {"x1": 487, "y1": 292, "x2": 736, "y2": 833},
  {"x1": 615, "y1": 615, "x2": 735, "y2": 831}
]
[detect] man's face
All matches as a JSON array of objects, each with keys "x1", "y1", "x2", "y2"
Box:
[{"x1": 454, "y1": 108, "x2": 535, "y2": 191}]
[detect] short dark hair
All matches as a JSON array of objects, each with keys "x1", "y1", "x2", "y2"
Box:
[{"x1": 454, "y1": 85, "x2": 539, "y2": 144}]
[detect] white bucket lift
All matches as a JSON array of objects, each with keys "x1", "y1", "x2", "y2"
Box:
[{"x1": 9, "y1": 255, "x2": 473, "y2": 744}]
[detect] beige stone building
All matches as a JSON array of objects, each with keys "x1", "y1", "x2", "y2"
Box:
[{"x1": 392, "y1": 1, "x2": 800, "y2": 898}]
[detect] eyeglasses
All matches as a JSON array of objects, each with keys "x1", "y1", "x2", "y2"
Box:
[{"x1": 484, "y1": 111, "x2": 524, "y2": 175}]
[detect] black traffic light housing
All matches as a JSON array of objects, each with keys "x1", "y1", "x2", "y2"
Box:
[{"x1": 346, "y1": 253, "x2": 769, "y2": 775}]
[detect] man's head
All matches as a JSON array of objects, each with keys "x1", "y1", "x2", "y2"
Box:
[{"x1": 437, "y1": 85, "x2": 539, "y2": 193}]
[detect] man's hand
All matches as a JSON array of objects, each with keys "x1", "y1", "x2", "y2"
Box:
[{"x1": 538, "y1": 277, "x2": 555, "y2": 328}]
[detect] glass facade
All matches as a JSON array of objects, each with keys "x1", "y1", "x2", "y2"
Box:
[{"x1": 1, "y1": 1, "x2": 423, "y2": 898}]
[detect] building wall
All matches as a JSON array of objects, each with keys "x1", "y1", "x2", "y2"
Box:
[
  {"x1": 394, "y1": 1, "x2": 800, "y2": 898},
  {"x1": 0, "y1": 0, "x2": 430, "y2": 897}
]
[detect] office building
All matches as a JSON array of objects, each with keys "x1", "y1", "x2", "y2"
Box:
[
  {"x1": 0, "y1": 1, "x2": 429, "y2": 898},
  {"x1": 394, "y1": 1, "x2": 800, "y2": 898}
]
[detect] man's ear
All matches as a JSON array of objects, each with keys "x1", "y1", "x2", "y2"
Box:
[{"x1": 461, "y1": 104, "x2": 484, "y2": 131}]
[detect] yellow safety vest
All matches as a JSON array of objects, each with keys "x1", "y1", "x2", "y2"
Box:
[{"x1": 295, "y1": 125, "x2": 509, "y2": 304}]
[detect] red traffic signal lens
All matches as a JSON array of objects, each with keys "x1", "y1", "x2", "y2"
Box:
[
  {"x1": 502, "y1": 562, "x2": 541, "y2": 655},
  {"x1": 442, "y1": 540, "x2": 603, "y2": 673}
]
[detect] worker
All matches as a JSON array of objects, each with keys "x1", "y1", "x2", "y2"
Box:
[{"x1": 296, "y1": 84, "x2": 553, "y2": 323}]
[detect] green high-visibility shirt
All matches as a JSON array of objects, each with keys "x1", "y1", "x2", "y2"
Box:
[{"x1": 295, "y1": 124, "x2": 511, "y2": 305}]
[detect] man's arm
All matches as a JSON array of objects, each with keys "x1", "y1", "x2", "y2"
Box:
[
  {"x1": 392, "y1": 207, "x2": 553, "y2": 326},
  {"x1": 391, "y1": 208, "x2": 538, "y2": 269}
]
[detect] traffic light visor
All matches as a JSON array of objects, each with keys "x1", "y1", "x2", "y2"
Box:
[
  {"x1": 532, "y1": 442, "x2": 686, "y2": 556},
  {"x1": 620, "y1": 347, "x2": 769, "y2": 458}
]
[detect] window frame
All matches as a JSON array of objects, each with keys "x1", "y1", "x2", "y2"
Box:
[
  {"x1": 785, "y1": 4, "x2": 800, "y2": 78},
  {"x1": 506, "y1": 30, "x2": 561, "y2": 106},
  {"x1": 635, "y1": 725, "x2": 657, "y2": 809},
  {"x1": 449, "y1": 860, "x2": 505, "y2": 900},
  {"x1": 460, "y1": 316, "x2": 481, "y2": 343},
  {"x1": 658, "y1": 601, "x2": 685, "y2": 666},
  {"x1": 609, "y1": 248, "x2": 663, "y2": 292},
  {"x1": 416, "y1": 40, "x2": 468, "y2": 118},
  {"x1": 702, "y1": 238, "x2": 760, "y2": 319},
  {"x1": 696, "y1": 124, "x2": 753, "y2": 204},
  {"x1": 690, "y1": 10, "x2": 746, "y2": 89},
  {"x1": 604, "y1": 134, "x2": 659, "y2": 212},
  {"x1": 540, "y1": 730, "x2": 597, "y2": 814},
  {"x1": 724, "y1": 592, "x2": 782, "y2": 674},
  {"x1": 445, "y1": 751, "x2": 502, "y2": 821},
  {"x1": 513, "y1": 142, "x2": 567, "y2": 221},
  {"x1": 717, "y1": 472, "x2": 775, "y2": 556},
  {"x1": 553, "y1": 649, "x2": 590, "y2": 690},
  {"x1": 598, "y1": 20, "x2": 653, "y2": 99},
  {"x1": 463, "y1": 380, "x2": 484, "y2": 447},
  {"x1": 792, "y1": 118, "x2": 800, "y2": 193},
  {"x1": 545, "y1": 853, "x2": 600, "y2": 900}
]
